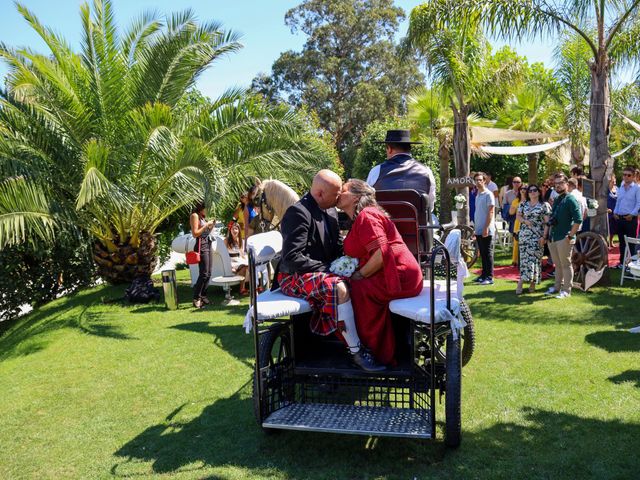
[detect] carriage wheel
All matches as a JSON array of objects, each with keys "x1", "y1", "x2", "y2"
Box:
[
  {"x1": 432, "y1": 300, "x2": 475, "y2": 367},
  {"x1": 252, "y1": 323, "x2": 292, "y2": 433},
  {"x1": 571, "y1": 232, "x2": 608, "y2": 289},
  {"x1": 459, "y1": 301, "x2": 475, "y2": 367},
  {"x1": 443, "y1": 225, "x2": 479, "y2": 268},
  {"x1": 445, "y1": 332, "x2": 462, "y2": 448}
]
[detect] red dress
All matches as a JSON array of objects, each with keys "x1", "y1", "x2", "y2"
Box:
[{"x1": 344, "y1": 206, "x2": 423, "y2": 364}]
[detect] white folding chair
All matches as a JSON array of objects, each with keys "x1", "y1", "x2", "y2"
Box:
[{"x1": 619, "y1": 235, "x2": 640, "y2": 286}]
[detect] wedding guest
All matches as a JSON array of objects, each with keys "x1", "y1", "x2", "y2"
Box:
[
  {"x1": 516, "y1": 184, "x2": 551, "y2": 294},
  {"x1": 190, "y1": 203, "x2": 215, "y2": 309},
  {"x1": 231, "y1": 192, "x2": 247, "y2": 240},
  {"x1": 224, "y1": 222, "x2": 248, "y2": 295},
  {"x1": 473, "y1": 172, "x2": 496, "y2": 285},
  {"x1": 613, "y1": 165, "x2": 640, "y2": 267},
  {"x1": 509, "y1": 183, "x2": 527, "y2": 266},
  {"x1": 243, "y1": 185, "x2": 260, "y2": 241},
  {"x1": 469, "y1": 182, "x2": 478, "y2": 220},
  {"x1": 498, "y1": 176, "x2": 513, "y2": 214},
  {"x1": 544, "y1": 173, "x2": 582, "y2": 299},
  {"x1": 607, "y1": 174, "x2": 618, "y2": 247},
  {"x1": 485, "y1": 172, "x2": 499, "y2": 202},
  {"x1": 570, "y1": 166, "x2": 584, "y2": 179},
  {"x1": 337, "y1": 179, "x2": 423, "y2": 366}
]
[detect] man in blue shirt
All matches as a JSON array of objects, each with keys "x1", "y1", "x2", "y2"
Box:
[
  {"x1": 613, "y1": 165, "x2": 640, "y2": 267},
  {"x1": 473, "y1": 172, "x2": 496, "y2": 285}
]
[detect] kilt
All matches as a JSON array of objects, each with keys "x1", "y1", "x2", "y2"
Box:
[{"x1": 278, "y1": 272, "x2": 343, "y2": 336}]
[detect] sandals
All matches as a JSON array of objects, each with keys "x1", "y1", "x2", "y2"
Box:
[
  {"x1": 239, "y1": 287, "x2": 249, "y2": 296},
  {"x1": 528, "y1": 283, "x2": 536, "y2": 293},
  {"x1": 515, "y1": 287, "x2": 523, "y2": 295}
]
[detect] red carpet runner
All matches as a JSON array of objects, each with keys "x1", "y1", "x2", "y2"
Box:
[{"x1": 474, "y1": 246, "x2": 621, "y2": 281}]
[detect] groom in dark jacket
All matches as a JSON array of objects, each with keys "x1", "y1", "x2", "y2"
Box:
[{"x1": 278, "y1": 169, "x2": 383, "y2": 372}]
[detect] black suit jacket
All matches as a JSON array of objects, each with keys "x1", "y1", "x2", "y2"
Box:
[{"x1": 279, "y1": 193, "x2": 343, "y2": 274}]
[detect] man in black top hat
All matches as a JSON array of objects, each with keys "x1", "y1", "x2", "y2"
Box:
[{"x1": 366, "y1": 129, "x2": 436, "y2": 211}]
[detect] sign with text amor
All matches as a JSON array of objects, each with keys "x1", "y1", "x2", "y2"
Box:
[{"x1": 446, "y1": 176, "x2": 475, "y2": 188}]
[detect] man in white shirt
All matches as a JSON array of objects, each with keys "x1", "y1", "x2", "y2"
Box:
[
  {"x1": 568, "y1": 177, "x2": 587, "y2": 230},
  {"x1": 366, "y1": 129, "x2": 436, "y2": 211},
  {"x1": 485, "y1": 172, "x2": 499, "y2": 201}
]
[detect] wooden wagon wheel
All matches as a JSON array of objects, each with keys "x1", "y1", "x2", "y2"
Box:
[
  {"x1": 571, "y1": 232, "x2": 608, "y2": 289},
  {"x1": 442, "y1": 225, "x2": 479, "y2": 268}
]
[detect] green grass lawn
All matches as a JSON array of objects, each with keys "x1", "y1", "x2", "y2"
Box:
[{"x1": 1, "y1": 264, "x2": 639, "y2": 480}]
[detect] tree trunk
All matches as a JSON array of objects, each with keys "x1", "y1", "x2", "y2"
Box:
[
  {"x1": 527, "y1": 152, "x2": 538, "y2": 185},
  {"x1": 93, "y1": 232, "x2": 158, "y2": 284},
  {"x1": 439, "y1": 140, "x2": 452, "y2": 223},
  {"x1": 452, "y1": 103, "x2": 471, "y2": 226},
  {"x1": 571, "y1": 142, "x2": 585, "y2": 166},
  {"x1": 588, "y1": 54, "x2": 612, "y2": 237}
]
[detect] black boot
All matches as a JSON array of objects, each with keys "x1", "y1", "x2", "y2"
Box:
[{"x1": 351, "y1": 347, "x2": 386, "y2": 372}]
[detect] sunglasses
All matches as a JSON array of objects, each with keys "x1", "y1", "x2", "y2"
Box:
[
  {"x1": 623, "y1": 173, "x2": 633, "y2": 177},
  {"x1": 528, "y1": 188, "x2": 539, "y2": 192},
  {"x1": 512, "y1": 181, "x2": 522, "y2": 184}
]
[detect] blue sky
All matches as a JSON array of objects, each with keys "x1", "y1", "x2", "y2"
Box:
[{"x1": 0, "y1": 0, "x2": 559, "y2": 99}]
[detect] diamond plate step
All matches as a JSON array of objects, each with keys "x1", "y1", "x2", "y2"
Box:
[{"x1": 262, "y1": 403, "x2": 432, "y2": 438}]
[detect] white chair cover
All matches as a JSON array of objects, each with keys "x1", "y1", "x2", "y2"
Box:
[{"x1": 443, "y1": 229, "x2": 469, "y2": 300}]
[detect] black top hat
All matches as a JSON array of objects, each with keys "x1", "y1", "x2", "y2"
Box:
[{"x1": 374, "y1": 129, "x2": 423, "y2": 144}]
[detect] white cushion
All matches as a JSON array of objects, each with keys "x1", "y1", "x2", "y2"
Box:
[
  {"x1": 211, "y1": 275, "x2": 244, "y2": 286},
  {"x1": 253, "y1": 288, "x2": 313, "y2": 321},
  {"x1": 247, "y1": 231, "x2": 283, "y2": 263},
  {"x1": 171, "y1": 234, "x2": 196, "y2": 254},
  {"x1": 389, "y1": 280, "x2": 460, "y2": 323}
]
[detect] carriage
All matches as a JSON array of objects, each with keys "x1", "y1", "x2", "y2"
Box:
[{"x1": 245, "y1": 187, "x2": 474, "y2": 447}]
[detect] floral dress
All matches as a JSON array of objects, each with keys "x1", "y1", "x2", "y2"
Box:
[{"x1": 517, "y1": 201, "x2": 552, "y2": 283}]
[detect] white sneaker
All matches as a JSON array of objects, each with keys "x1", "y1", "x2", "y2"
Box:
[
  {"x1": 545, "y1": 287, "x2": 558, "y2": 295},
  {"x1": 555, "y1": 291, "x2": 570, "y2": 299}
]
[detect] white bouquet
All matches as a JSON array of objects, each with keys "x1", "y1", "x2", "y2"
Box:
[
  {"x1": 587, "y1": 198, "x2": 599, "y2": 209},
  {"x1": 454, "y1": 194, "x2": 466, "y2": 205},
  {"x1": 330, "y1": 255, "x2": 359, "y2": 277}
]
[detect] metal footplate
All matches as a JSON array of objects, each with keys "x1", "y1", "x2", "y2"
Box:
[{"x1": 262, "y1": 403, "x2": 432, "y2": 438}]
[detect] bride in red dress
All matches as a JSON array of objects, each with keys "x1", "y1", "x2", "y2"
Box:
[{"x1": 337, "y1": 179, "x2": 423, "y2": 365}]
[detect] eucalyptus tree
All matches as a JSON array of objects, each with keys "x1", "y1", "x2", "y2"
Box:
[
  {"x1": 253, "y1": 0, "x2": 424, "y2": 164},
  {"x1": 405, "y1": 21, "x2": 524, "y2": 223},
  {"x1": 0, "y1": 0, "x2": 335, "y2": 283},
  {"x1": 408, "y1": 0, "x2": 640, "y2": 234}
]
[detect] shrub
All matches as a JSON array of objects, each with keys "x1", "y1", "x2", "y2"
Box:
[{"x1": 0, "y1": 230, "x2": 95, "y2": 322}]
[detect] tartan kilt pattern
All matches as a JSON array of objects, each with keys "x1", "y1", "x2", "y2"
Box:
[{"x1": 278, "y1": 272, "x2": 343, "y2": 336}]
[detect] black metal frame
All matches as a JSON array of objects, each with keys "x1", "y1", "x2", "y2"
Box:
[{"x1": 249, "y1": 241, "x2": 454, "y2": 440}]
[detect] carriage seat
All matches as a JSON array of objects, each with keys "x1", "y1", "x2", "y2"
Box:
[
  {"x1": 252, "y1": 288, "x2": 313, "y2": 321},
  {"x1": 244, "y1": 231, "x2": 313, "y2": 332},
  {"x1": 389, "y1": 279, "x2": 460, "y2": 324}
]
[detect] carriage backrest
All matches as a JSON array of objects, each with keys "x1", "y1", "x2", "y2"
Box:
[
  {"x1": 375, "y1": 189, "x2": 432, "y2": 260},
  {"x1": 247, "y1": 231, "x2": 283, "y2": 265}
]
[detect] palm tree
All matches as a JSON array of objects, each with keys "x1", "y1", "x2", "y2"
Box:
[
  {"x1": 408, "y1": 88, "x2": 454, "y2": 220},
  {"x1": 408, "y1": 0, "x2": 640, "y2": 234},
  {"x1": 408, "y1": 87, "x2": 492, "y2": 221},
  {"x1": 494, "y1": 78, "x2": 563, "y2": 184},
  {"x1": 0, "y1": 0, "x2": 335, "y2": 283},
  {"x1": 405, "y1": 22, "x2": 524, "y2": 224},
  {"x1": 552, "y1": 33, "x2": 592, "y2": 166}
]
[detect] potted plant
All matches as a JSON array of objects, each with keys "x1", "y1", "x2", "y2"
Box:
[{"x1": 587, "y1": 199, "x2": 599, "y2": 217}]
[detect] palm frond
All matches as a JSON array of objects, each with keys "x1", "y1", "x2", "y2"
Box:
[{"x1": 0, "y1": 176, "x2": 56, "y2": 248}]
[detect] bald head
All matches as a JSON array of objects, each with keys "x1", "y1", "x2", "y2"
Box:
[{"x1": 311, "y1": 169, "x2": 342, "y2": 209}]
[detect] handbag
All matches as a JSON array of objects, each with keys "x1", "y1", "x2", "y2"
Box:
[{"x1": 186, "y1": 237, "x2": 201, "y2": 265}]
